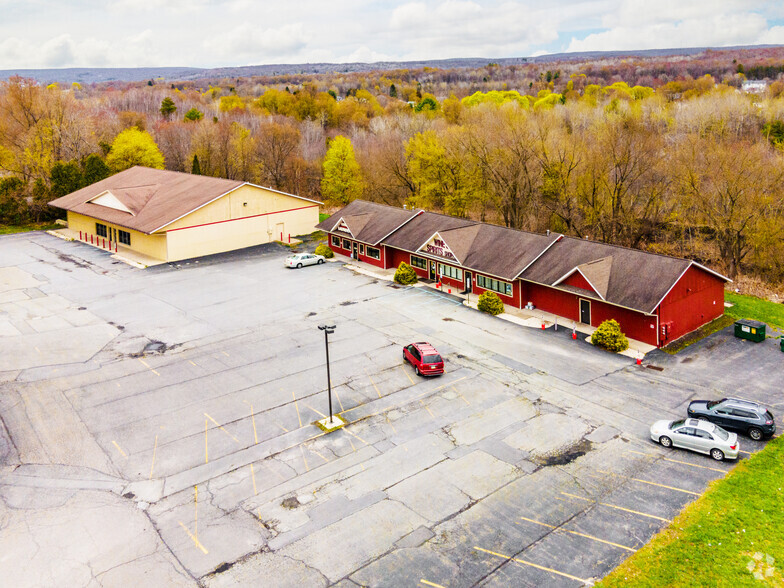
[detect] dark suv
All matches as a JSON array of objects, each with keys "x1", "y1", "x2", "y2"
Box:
[
  {"x1": 687, "y1": 397, "x2": 775, "y2": 441},
  {"x1": 403, "y1": 342, "x2": 444, "y2": 376}
]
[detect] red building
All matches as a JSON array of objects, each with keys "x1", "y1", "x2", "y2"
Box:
[{"x1": 317, "y1": 201, "x2": 729, "y2": 347}]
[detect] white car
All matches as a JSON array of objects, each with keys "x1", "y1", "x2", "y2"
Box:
[
  {"x1": 285, "y1": 253, "x2": 325, "y2": 268},
  {"x1": 650, "y1": 418, "x2": 739, "y2": 461}
]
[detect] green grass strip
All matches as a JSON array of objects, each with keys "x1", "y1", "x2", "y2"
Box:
[
  {"x1": 725, "y1": 292, "x2": 784, "y2": 332},
  {"x1": 0, "y1": 223, "x2": 61, "y2": 235},
  {"x1": 598, "y1": 434, "x2": 784, "y2": 587}
]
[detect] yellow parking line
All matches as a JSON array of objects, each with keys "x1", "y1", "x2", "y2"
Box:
[
  {"x1": 312, "y1": 449, "x2": 330, "y2": 463},
  {"x1": 517, "y1": 517, "x2": 636, "y2": 552},
  {"x1": 292, "y1": 391, "x2": 303, "y2": 428},
  {"x1": 204, "y1": 412, "x2": 240, "y2": 443},
  {"x1": 205, "y1": 419, "x2": 209, "y2": 463},
  {"x1": 194, "y1": 485, "x2": 199, "y2": 538},
  {"x1": 222, "y1": 351, "x2": 229, "y2": 357},
  {"x1": 178, "y1": 521, "x2": 208, "y2": 554},
  {"x1": 420, "y1": 580, "x2": 445, "y2": 588},
  {"x1": 627, "y1": 450, "x2": 726, "y2": 473},
  {"x1": 343, "y1": 427, "x2": 369, "y2": 445},
  {"x1": 435, "y1": 376, "x2": 466, "y2": 391},
  {"x1": 334, "y1": 388, "x2": 345, "y2": 412},
  {"x1": 560, "y1": 492, "x2": 671, "y2": 522},
  {"x1": 138, "y1": 357, "x2": 160, "y2": 376},
  {"x1": 348, "y1": 437, "x2": 357, "y2": 453},
  {"x1": 250, "y1": 464, "x2": 258, "y2": 495},
  {"x1": 149, "y1": 434, "x2": 158, "y2": 479},
  {"x1": 244, "y1": 401, "x2": 258, "y2": 444},
  {"x1": 368, "y1": 374, "x2": 383, "y2": 398},
  {"x1": 300, "y1": 445, "x2": 310, "y2": 472},
  {"x1": 420, "y1": 399, "x2": 435, "y2": 419},
  {"x1": 306, "y1": 403, "x2": 326, "y2": 419},
  {"x1": 278, "y1": 423, "x2": 290, "y2": 433},
  {"x1": 474, "y1": 546, "x2": 589, "y2": 584},
  {"x1": 597, "y1": 470, "x2": 700, "y2": 496},
  {"x1": 189, "y1": 360, "x2": 197, "y2": 366},
  {"x1": 401, "y1": 365, "x2": 415, "y2": 385},
  {"x1": 386, "y1": 415, "x2": 397, "y2": 434},
  {"x1": 112, "y1": 440, "x2": 127, "y2": 457},
  {"x1": 738, "y1": 450, "x2": 752, "y2": 455}
]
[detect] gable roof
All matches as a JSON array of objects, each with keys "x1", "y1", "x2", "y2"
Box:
[
  {"x1": 521, "y1": 237, "x2": 726, "y2": 314},
  {"x1": 49, "y1": 166, "x2": 320, "y2": 235},
  {"x1": 318, "y1": 200, "x2": 730, "y2": 314},
  {"x1": 315, "y1": 200, "x2": 421, "y2": 245},
  {"x1": 383, "y1": 210, "x2": 561, "y2": 280}
]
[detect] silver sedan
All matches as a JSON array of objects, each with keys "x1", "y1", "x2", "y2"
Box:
[
  {"x1": 650, "y1": 418, "x2": 739, "y2": 461},
  {"x1": 284, "y1": 253, "x2": 325, "y2": 268}
]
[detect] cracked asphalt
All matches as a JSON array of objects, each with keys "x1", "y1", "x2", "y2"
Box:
[{"x1": 0, "y1": 231, "x2": 781, "y2": 587}]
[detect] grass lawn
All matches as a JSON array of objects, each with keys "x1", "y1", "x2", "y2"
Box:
[
  {"x1": 0, "y1": 222, "x2": 61, "y2": 235},
  {"x1": 725, "y1": 292, "x2": 784, "y2": 332},
  {"x1": 319, "y1": 212, "x2": 330, "y2": 222},
  {"x1": 598, "y1": 435, "x2": 784, "y2": 587}
]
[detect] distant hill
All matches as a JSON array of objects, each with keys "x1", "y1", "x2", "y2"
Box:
[{"x1": 2, "y1": 45, "x2": 781, "y2": 84}]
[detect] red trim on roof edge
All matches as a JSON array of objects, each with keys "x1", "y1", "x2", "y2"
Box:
[{"x1": 165, "y1": 204, "x2": 320, "y2": 232}]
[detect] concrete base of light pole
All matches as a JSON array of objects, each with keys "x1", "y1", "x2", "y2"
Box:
[{"x1": 316, "y1": 415, "x2": 346, "y2": 432}]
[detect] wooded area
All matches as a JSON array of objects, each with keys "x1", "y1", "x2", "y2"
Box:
[{"x1": 1, "y1": 47, "x2": 784, "y2": 285}]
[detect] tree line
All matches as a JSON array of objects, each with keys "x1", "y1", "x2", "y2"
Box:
[{"x1": 1, "y1": 61, "x2": 784, "y2": 283}]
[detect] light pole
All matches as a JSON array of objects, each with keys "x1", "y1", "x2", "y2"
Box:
[{"x1": 318, "y1": 324, "x2": 336, "y2": 424}]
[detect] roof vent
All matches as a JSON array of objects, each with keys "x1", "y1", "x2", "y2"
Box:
[
  {"x1": 403, "y1": 204, "x2": 407, "y2": 210},
  {"x1": 546, "y1": 229, "x2": 550, "y2": 236}
]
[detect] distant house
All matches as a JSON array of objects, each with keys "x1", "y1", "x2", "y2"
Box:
[
  {"x1": 741, "y1": 80, "x2": 768, "y2": 93},
  {"x1": 318, "y1": 200, "x2": 730, "y2": 348},
  {"x1": 49, "y1": 166, "x2": 320, "y2": 263}
]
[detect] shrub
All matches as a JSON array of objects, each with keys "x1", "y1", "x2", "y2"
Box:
[
  {"x1": 315, "y1": 244, "x2": 333, "y2": 258},
  {"x1": 394, "y1": 262, "x2": 417, "y2": 285},
  {"x1": 591, "y1": 319, "x2": 629, "y2": 352},
  {"x1": 477, "y1": 290, "x2": 505, "y2": 315}
]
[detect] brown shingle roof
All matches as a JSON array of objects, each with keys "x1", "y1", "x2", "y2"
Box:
[
  {"x1": 383, "y1": 211, "x2": 560, "y2": 280},
  {"x1": 49, "y1": 167, "x2": 244, "y2": 234},
  {"x1": 315, "y1": 200, "x2": 420, "y2": 245},
  {"x1": 522, "y1": 237, "x2": 695, "y2": 313}
]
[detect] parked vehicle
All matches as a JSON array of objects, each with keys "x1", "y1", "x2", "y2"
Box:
[
  {"x1": 650, "y1": 418, "x2": 738, "y2": 461},
  {"x1": 687, "y1": 397, "x2": 775, "y2": 441},
  {"x1": 403, "y1": 342, "x2": 444, "y2": 376},
  {"x1": 285, "y1": 253, "x2": 325, "y2": 268}
]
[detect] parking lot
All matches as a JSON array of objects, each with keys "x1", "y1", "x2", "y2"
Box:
[{"x1": 0, "y1": 231, "x2": 781, "y2": 587}]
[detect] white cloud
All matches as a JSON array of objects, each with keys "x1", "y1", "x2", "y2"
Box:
[
  {"x1": 567, "y1": 12, "x2": 772, "y2": 52},
  {"x1": 0, "y1": 0, "x2": 782, "y2": 69},
  {"x1": 204, "y1": 23, "x2": 309, "y2": 62}
]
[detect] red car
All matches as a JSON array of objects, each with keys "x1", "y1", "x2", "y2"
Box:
[{"x1": 403, "y1": 342, "x2": 444, "y2": 376}]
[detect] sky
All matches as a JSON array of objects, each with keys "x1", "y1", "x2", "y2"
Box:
[{"x1": 1, "y1": 0, "x2": 783, "y2": 69}]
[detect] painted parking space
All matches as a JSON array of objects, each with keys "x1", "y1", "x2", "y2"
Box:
[{"x1": 1, "y1": 233, "x2": 780, "y2": 586}]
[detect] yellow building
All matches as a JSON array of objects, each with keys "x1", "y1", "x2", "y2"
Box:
[{"x1": 49, "y1": 166, "x2": 321, "y2": 263}]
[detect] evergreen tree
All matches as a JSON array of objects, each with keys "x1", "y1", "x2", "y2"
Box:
[
  {"x1": 82, "y1": 154, "x2": 111, "y2": 185},
  {"x1": 50, "y1": 161, "x2": 83, "y2": 197},
  {"x1": 160, "y1": 97, "x2": 177, "y2": 120},
  {"x1": 191, "y1": 154, "x2": 201, "y2": 175},
  {"x1": 183, "y1": 107, "x2": 204, "y2": 122},
  {"x1": 389, "y1": 83, "x2": 397, "y2": 98}
]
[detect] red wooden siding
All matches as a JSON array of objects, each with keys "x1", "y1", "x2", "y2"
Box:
[
  {"x1": 562, "y1": 271, "x2": 597, "y2": 295},
  {"x1": 327, "y1": 233, "x2": 384, "y2": 268},
  {"x1": 657, "y1": 265, "x2": 724, "y2": 346},
  {"x1": 472, "y1": 274, "x2": 520, "y2": 307},
  {"x1": 523, "y1": 281, "x2": 658, "y2": 346}
]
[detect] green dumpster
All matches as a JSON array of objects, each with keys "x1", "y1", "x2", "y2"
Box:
[
  {"x1": 734, "y1": 319, "x2": 766, "y2": 343},
  {"x1": 780, "y1": 337, "x2": 784, "y2": 352}
]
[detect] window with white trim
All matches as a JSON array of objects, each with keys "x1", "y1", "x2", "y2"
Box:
[
  {"x1": 343, "y1": 238, "x2": 351, "y2": 249},
  {"x1": 367, "y1": 246, "x2": 380, "y2": 260},
  {"x1": 331, "y1": 235, "x2": 340, "y2": 247},
  {"x1": 477, "y1": 275, "x2": 512, "y2": 296},
  {"x1": 359, "y1": 244, "x2": 365, "y2": 255},
  {"x1": 438, "y1": 263, "x2": 462, "y2": 280},
  {"x1": 410, "y1": 255, "x2": 427, "y2": 269}
]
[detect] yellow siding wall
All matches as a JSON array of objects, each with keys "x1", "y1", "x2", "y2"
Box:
[
  {"x1": 67, "y1": 212, "x2": 167, "y2": 260},
  {"x1": 163, "y1": 185, "x2": 319, "y2": 262}
]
